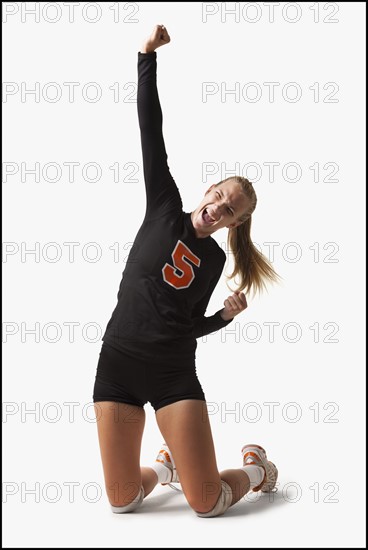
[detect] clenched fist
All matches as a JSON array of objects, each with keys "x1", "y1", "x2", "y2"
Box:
[
  {"x1": 220, "y1": 291, "x2": 248, "y2": 321},
  {"x1": 141, "y1": 24, "x2": 171, "y2": 54}
]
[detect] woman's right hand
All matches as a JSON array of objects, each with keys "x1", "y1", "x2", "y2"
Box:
[
  {"x1": 141, "y1": 24, "x2": 171, "y2": 53},
  {"x1": 220, "y1": 291, "x2": 248, "y2": 321}
]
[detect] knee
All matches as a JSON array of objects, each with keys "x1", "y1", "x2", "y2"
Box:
[
  {"x1": 192, "y1": 480, "x2": 233, "y2": 518},
  {"x1": 184, "y1": 480, "x2": 229, "y2": 515},
  {"x1": 188, "y1": 497, "x2": 217, "y2": 515},
  {"x1": 110, "y1": 485, "x2": 145, "y2": 514}
]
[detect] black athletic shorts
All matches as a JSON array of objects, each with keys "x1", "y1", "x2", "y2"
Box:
[{"x1": 92, "y1": 342, "x2": 206, "y2": 412}]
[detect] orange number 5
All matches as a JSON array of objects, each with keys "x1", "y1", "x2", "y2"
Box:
[{"x1": 162, "y1": 240, "x2": 201, "y2": 289}]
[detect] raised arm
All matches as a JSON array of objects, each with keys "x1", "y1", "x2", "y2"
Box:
[{"x1": 137, "y1": 25, "x2": 182, "y2": 219}]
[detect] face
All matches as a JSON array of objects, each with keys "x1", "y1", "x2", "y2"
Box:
[{"x1": 190, "y1": 179, "x2": 251, "y2": 238}]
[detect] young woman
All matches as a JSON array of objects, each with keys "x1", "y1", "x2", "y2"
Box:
[{"x1": 93, "y1": 25, "x2": 281, "y2": 517}]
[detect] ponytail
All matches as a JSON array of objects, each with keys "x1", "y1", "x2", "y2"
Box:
[
  {"x1": 217, "y1": 176, "x2": 282, "y2": 298},
  {"x1": 226, "y1": 214, "x2": 282, "y2": 298}
]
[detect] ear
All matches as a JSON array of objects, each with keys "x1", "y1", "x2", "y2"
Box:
[{"x1": 226, "y1": 219, "x2": 243, "y2": 229}]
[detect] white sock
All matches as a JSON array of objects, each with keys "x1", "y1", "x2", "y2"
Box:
[
  {"x1": 151, "y1": 462, "x2": 172, "y2": 484},
  {"x1": 240, "y1": 465, "x2": 265, "y2": 490}
]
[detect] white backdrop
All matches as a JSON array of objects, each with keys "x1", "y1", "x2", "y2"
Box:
[{"x1": 3, "y1": 2, "x2": 366, "y2": 547}]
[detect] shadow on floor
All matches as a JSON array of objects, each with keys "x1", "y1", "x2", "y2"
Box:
[{"x1": 136, "y1": 487, "x2": 289, "y2": 516}]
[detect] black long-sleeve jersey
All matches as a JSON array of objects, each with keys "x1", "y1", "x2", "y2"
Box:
[{"x1": 101, "y1": 51, "x2": 234, "y2": 361}]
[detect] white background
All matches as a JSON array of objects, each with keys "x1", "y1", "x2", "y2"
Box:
[{"x1": 3, "y1": 1, "x2": 366, "y2": 547}]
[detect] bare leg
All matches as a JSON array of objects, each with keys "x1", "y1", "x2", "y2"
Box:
[
  {"x1": 155, "y1": 399, "x2": 253, "y2": 514},
  {"x1": 141, "y1": 467, "x2": 160, "y2": 497},
  {"x1": 219, "y1": 469, "x2": 251, "y2": 506},
  {"x1": 94, "y1": 401, "x2": 161, "y2": 505}
]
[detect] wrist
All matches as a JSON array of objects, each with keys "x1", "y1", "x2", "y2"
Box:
[
  {"x1": 140, "y1": 45, "x2": 156, "y2": 54},
  {"x1": 219, "y1": 308, "x2": 233, "y2": 322}
]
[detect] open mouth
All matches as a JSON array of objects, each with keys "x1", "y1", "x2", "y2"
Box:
[{"x1": 202, "y1": 208, "x2": 216, "y2": 224}]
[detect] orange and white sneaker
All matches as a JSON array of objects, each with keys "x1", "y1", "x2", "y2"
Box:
[
  {"x1": 155, "y1": 443, "x2": 180, "y2": 485},
  {"x1": 241, "y1": 444, "x2": 278, "y2": 493}
]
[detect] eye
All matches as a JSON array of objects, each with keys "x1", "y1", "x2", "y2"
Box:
[{"x1": 217, "y1": 191, "x2": 233, "y2": 215}]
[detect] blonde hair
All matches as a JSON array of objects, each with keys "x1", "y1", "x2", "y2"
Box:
[{"x1": 216, "y1": 176, "x2": 282, "y2": 298}]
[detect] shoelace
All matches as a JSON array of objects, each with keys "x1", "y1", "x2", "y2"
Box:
[{"x1": 167, "y1": 483, "x2": 183, "y2": 492}]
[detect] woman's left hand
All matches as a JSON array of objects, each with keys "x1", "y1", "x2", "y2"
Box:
[{"x1": 220, "y1": 291, "x2": 248, "y2": 321}]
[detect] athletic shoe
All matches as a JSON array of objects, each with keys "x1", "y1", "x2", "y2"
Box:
[
  {"x1": 241, "y1": 444, "x2": 278, "y2": 492},
  {"x1": 155, "y1": 443, "x2": 180, "y2": 484}
]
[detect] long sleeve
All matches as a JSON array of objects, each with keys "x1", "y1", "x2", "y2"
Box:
[
  {"x1": 137, "y1": 51, "x2": 182, "y2": 219},
  {"x1": 191, "y1": 268, "x2": 234, "y2": 339}
]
